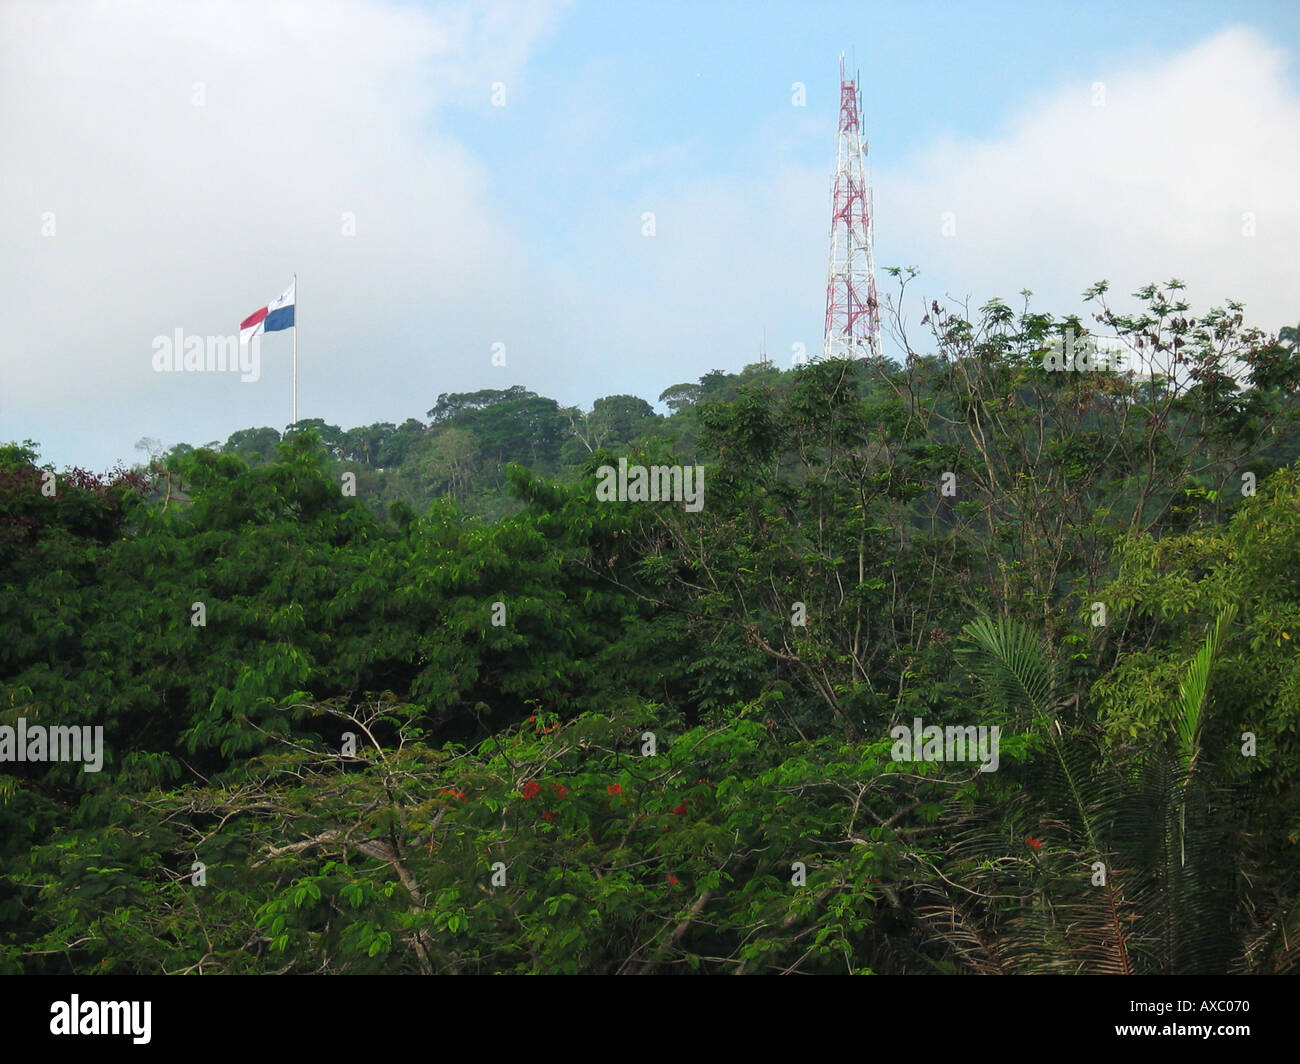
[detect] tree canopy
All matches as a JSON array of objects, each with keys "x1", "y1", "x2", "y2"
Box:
[{"x1": 3, "y1": 279, "x2": 1299, "y2": 974}]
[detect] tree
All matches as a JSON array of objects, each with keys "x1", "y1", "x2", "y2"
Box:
[
  {"x1": 426, "y1": 388, "x2": 568, "y2": 471},
  {"x1": 411, "y1": 427, "x2": 480, "y2": 502},
  {"x1": 337, "y1": 423, "x2": 396, "y2": 468},
  {"x1": 376, "y1": 419, "x2": 426, "y2": 468},
  {"x1": 923, "y1": 610, "x2": 1246, "y2": 974},
  {"x1": 565, "y1": 395, "x2": 660, "y2": 454},
  {"x1": 285, "y1": 418, "x2": 343, "y2": 458},
  {"x1": 658, "y1": 381, "x2": 701, "y2": 414},
  {"x1": 223, "y1": 426, "x2": 281, "y2": 466}
]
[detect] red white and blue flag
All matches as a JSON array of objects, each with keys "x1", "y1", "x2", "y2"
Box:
[{"x1": 240, "y1": 280, "x2": 295, "y2": 346}]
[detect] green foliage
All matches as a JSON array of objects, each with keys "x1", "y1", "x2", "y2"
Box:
[{"x1": 3, "y1": 280, "x2": 1299, "y2": 973}]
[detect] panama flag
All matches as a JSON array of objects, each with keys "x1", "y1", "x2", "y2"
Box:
[{"x1": 240, "y1": 280, "x2": 295, "y2": 346}]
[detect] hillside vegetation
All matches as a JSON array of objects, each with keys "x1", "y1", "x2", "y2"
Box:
[{"x1": 4, "y1": 281, "x2": 1300, "y2": 974}]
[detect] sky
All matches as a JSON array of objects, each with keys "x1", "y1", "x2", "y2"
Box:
[{"x1": 2, "y1": 0, "x2": 1298, "y2": 472}]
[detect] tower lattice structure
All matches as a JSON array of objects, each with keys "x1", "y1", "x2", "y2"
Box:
[{"x1": 823, "y1": 53, "x2": 882, "y2": 362}]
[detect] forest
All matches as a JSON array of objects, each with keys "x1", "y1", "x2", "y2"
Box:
[{"x1": 3, "y1": 278, "x2": 1299, "y2": 975}]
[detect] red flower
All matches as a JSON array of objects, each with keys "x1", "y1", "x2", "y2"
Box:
[
  {"x1": 607, "y1": 783, "x2": 623, "y2": 795},
  {"x1": 529, "y1": 715, "x2": 536, "y2": 722},
  {"x1": 553, "y1": 783, "x2": 569, "y2": 800},
  {"x1": 672, "y1": 803, "x2": 688, "y2": 816},
  {"x1": 1026, "y1": 834, "x2": 1043, "y2": 850},
  {"x1": 666, "y1": 874, "x2": 679, "y2": 885},
  {"x1": 541, "y1": 810, "x2": 556, "y2": 822},
  {"x1": 521, "y1": 781, "x2": 541, "y2": 799}
]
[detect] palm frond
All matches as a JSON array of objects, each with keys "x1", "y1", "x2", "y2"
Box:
[
  {"x1": 948, "y1": 610, "x2": 1244, "y2": 974},
  {"x1": 958, "y1": 615, "x2": 1059, "y2": 719},
  {"x1": 1173, "y1": 605, "x2": 1237, "y2": 778}
]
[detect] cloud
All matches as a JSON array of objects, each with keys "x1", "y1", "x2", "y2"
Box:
[
  {"x1": 2, "y1": 13, "x2": 1296, "y2": 470},
  {"x1": 0, "y1": 0, "x2": 567, "y2": 466},
  {"x1": 873, "y1": 25, "x2": 1300, "y2": 339},
  {"x1": 528, "y1": 25, "x2": 1300, "y2": 414}
]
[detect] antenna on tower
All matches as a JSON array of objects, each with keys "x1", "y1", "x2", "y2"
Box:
[{"x1": 824, "y1": 52, "x2": 882, "y2": 361}]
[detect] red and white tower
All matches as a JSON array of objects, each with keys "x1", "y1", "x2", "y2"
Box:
[{"x1": 824, "y1": 53, "x2": 882, "y2": 361}]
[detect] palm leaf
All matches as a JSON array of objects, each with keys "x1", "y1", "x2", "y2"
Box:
[
  {"x1": 946, "y1": 611, "x2": 1243, "y2": 974},
  {"x1": 958, "y1": 615, "x2": 1060, "y2": 719},
  {"x1": 1173, "y1": 605, "x2": 1236, "y2": 779}
]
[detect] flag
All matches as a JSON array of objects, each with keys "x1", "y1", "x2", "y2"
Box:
[{"x1": 240, "y1": 280, "x2": 295, "y2": 346}]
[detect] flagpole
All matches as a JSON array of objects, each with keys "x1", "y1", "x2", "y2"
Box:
[{"x1": 291, "y1": 273, "x2": 298, "y2": 427}]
